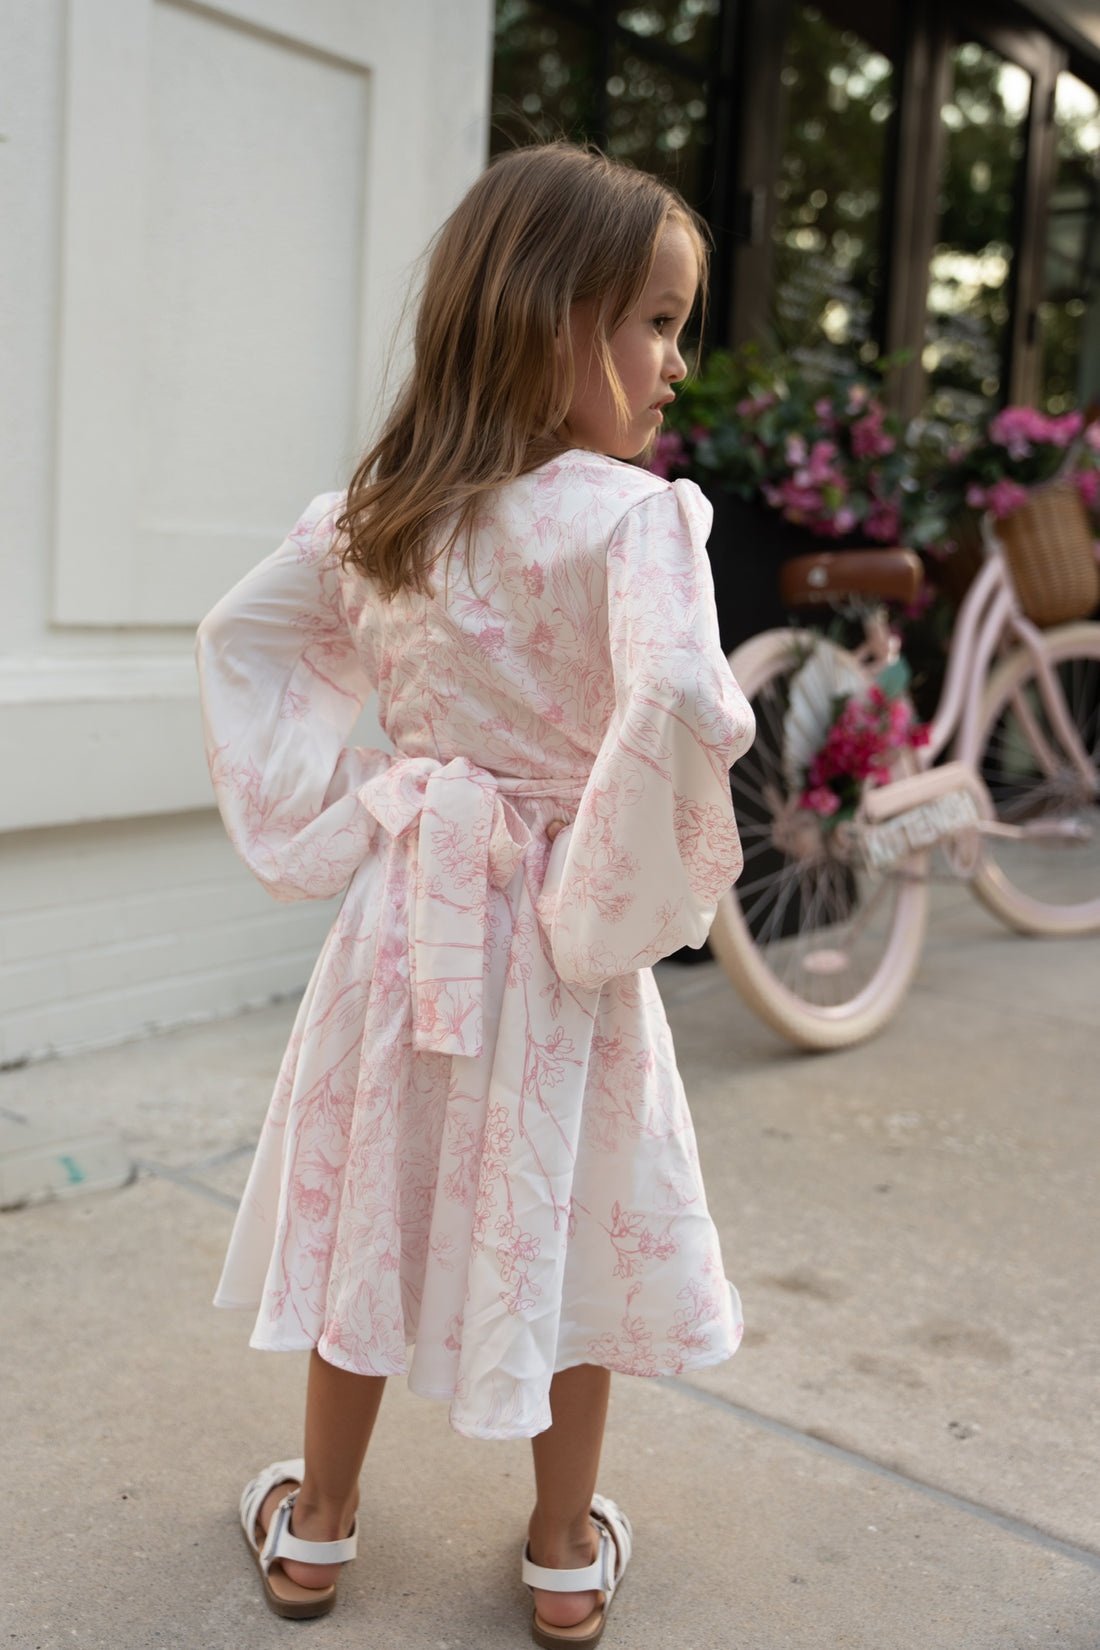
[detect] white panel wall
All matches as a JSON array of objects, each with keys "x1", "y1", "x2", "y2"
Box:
[
  {"x1": 0, "y1": 0, "x2": 493, "y2": 1063},
  {"x1": 0, "y1": 811, "x2": 339, "y2": 1066}
]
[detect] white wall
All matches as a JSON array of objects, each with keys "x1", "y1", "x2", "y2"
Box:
[{"x1": 0, "y1": 0, "x2": 493, "y2": 1064}]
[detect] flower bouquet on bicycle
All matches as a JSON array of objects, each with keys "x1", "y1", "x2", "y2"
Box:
[{"x1": 705, "y1": 412, "x2": 1100, "y2": 1050}]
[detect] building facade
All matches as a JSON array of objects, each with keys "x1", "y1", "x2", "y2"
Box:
[
  {"x1": 3, "y1": 0, "x2": 1098, "y2": 1065},
  {"x1": 1, "y1": 0, "x2": 493, "y2": 1064}
]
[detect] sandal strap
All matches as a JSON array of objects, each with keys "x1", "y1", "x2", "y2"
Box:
[
  {"x1": 261, "y1": 1489, "x2": 358, "y2": 1571},
  {"x1": 240, "y1": 1457, "x2": 306, "y2": 1556},
  {"x1": 522, "y1": 1496, "x2": 632, "y2": 1598}
]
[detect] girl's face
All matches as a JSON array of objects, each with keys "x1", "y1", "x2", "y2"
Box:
[{"x1": 562, "y1": 219, "x2": 699, "y2": 460}]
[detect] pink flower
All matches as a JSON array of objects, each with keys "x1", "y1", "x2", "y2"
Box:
[
  {"x1": 801, "y1": 785, "x2": 840, "y2": 816},
  {"x1": 864, "y1": 500, "x2": 901, "y2": 543},
  {"x1": 1048, "y1": 411, "x2": 1084, "y2": 448},
  {"x1": 986, "y1": 478, "x2": 1030, "y2": 519},
  {"x1": 648, "y1": 431, "x2": 688, "y2": 479},
  {"x1": 805, "y1": 439, "x2": 840, "y2": 483},
  {"x1": 1073, "y1": 469, "x2": 1100, "y2": 509},
  {"x1": 785, "y1": 433, "x2": 808, "y2": 467},
  {"x1": 1085, "y1": 421, "x2": 1100, "y2": 453},
  {"x1": 966, "y1": 483, "x2": 988, "y2": 510},
  {"x1": 735, "y1": 392, "x2": 776, "y2": 417},
  {"x1": 851, "y1": 408, "x2": 896, "y2": 459},
  {"x1": 988, "y1": 406, "x2": 1040, "y2": 459}
]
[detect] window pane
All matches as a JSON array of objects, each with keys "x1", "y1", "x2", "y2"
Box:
[
  {"x1": 770, "y1": 4, "x2": 897, "y2": 371},
  {"x1": 605, "y1": 44, "x2": 711, "y2": 206},
  {"x1": 491, "y1": 0, "x2": 599, "y2": 153},
  {"x1": 1039, "y1": 71, "x2": 1100, "y2": 413},
  {"x1": 616, "y1": 0, "x2": 722, "y2": 65},
  {"x1": 923, "y1": 42, "x2": 1030, "y2": 432}
]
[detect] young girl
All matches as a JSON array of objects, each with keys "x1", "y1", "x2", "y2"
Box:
[{"x1": 197, "y1": 141, "x2": 753, "y2": 1647}]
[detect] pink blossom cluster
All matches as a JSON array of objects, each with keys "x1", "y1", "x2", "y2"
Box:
[
  {"x1": 736, "y1": 391, "x2": 778, "y2": 417},
  {"x1": 965, "y1": 477, "x2": 1030, "y2": 518},
  {"x1": 763, "y1": 435, "x2": 859, "y2": 537},
  {"x1": 851, "y1": 405, "x2": 896, "y2": 460},
  {"x1": 648, "y1": 430, "x2": 688, "y2": 478},
  {"x1": 987, "y1": 406, "x2": 1084, "y2": 459},
  {"x1": 800, "y1": 685, "x2": 929, "y2": 819}
]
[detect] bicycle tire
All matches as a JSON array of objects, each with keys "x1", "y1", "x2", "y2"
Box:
[
  {"x1": 710, "y1": 629, "x2": 929, "y2": 1050},
  {"x1": 968, "y1": 621, "x2": 1100, "y2": 935}
]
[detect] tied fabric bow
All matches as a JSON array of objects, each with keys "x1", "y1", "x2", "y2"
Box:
[{"x1": 358, "y1": 757, "x2": 532, "y2": 1058}]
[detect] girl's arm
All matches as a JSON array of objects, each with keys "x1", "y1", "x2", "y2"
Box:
[
  {"x1": 537, "y1": 480, "x2": 755, "y2": 987},
  {"x1": 195, "y1": 495, "x2": 390, "y2": 901}
]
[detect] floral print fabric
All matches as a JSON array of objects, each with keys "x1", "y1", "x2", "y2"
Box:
[{"x1": 197, "y1": 450, "x2": 754, "y2": 1439}]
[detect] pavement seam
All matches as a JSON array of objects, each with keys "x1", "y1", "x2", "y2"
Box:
[
  {"x1": 659, "y1": 1376, "x2": 1100, "y2": 1573},
  {"x1": 133, "y1": 1157, "x2": 242, "y2": 1210}
]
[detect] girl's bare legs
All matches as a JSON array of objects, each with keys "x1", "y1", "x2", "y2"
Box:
[
  {"x1": 257, "y1": 1350, "x2": 387, "y2": 1590},
  {"x1": 528, "y1": 1364, "x2": 612, "y2": 1629}
]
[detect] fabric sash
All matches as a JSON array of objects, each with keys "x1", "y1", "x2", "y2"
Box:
[{"x1": 358, "y1": 756, "x2": 583, "y2": 1058}]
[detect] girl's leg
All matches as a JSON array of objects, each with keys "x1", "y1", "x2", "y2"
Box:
[
  {"x1": 257, "y1": 1349, "x2": 387, "y2": 1590},
  {"x1": 528, "y1": 1364, "x2": 612, "y2": 1630}
]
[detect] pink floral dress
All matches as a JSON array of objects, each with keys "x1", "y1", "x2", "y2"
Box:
[{"x1": 197, "y1": 449, "x2": 754, "y2": 1440}]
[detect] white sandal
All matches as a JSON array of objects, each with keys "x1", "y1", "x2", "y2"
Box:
[
  {"x1": 522, "y1": 1494, "x2": 633, "y2": 1649},
  {"x1": 239, "y1": 1457, "x2": 358, "y2": 1619}
]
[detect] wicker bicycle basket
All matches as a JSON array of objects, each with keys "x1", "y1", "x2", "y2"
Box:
[{"x1": 997, "y1": 481, "x2": 1100, "y2": 627}]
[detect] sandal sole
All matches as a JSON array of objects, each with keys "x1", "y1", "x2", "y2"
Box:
[{"x1": 241, "y1": 1518, "x2": 339, "y2": 1619}]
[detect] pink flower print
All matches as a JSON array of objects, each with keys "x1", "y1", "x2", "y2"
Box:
[
  {"x1": 293, "y1": 1183, "x2": 332, "y2": 1223},
  {"x1": 525, "y1": 1025, "x2": 579, "y2": 1097},
  {"x1": 607, "y1": 1202, "x2": 676, "y2": 1279},
  {"x1": 444, "y1": 1313, "x2": 464, "y2": 1353},
  {"x1": 483, "y1": 1106, "x2": 515, "y2": 1161},
  {"x1": 522, "y1": 562, "x2": 546, "y2": 597},
  {"x1": 475, "y1": 625, "x2": 508, "y2": 660},
  {"x1": 279, "y1": 686, "x2": 309, "y2": 721},
  {"x1": 586, "y1": 1285, "x2": 659, "y2": 1375},
  {"x1": 525, "y1": 619, "x2": 557, "y2": 657}
]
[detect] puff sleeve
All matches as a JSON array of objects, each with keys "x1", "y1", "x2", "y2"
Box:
[
  {"x1": 195, "y1": 495, "x2": 390, "y2": 901},
  {"x1": 536, "y1": 480, "x2": 754, "y2": 987}
]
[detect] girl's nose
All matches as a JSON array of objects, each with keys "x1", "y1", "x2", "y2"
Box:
[{"x1": 666, "y1": 342, "x2": 687, "y2": 382}]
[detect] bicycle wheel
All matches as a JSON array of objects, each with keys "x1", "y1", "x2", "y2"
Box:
[
  {"x1": 709, "y1": 629, "x2": 929, "y2": 1050},
  {"x1": 969, "y1": 621, "x2": 1100, "y2": 935}
]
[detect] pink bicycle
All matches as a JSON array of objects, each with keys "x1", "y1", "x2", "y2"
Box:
[{"x1": 707, "y1": 517, "x2": 1100, "y2": 1049}]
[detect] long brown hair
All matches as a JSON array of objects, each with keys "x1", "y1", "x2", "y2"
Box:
[{"x1": 337, "y1": 143, "x2": 707, "y2": 596}]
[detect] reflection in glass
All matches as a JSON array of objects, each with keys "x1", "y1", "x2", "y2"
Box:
[
  {"x1": 770, "y1": 4, "x2": 896, "y2": 374},
  {"x1": 1039, "y1": 73, "x2": 1100, "y2": 413},
  {"x1": 923, "y1": 42, "x2": 1030, "y2": 434},
  {"x1": 605, "y1": 44, "x2": 711, "y2": 201},
  {"x1": 491, "y1": 0, "x2": 599, "y2": 153},
  {"x1": 616, "y1": 0, "x2": 721, "y2": 64}
]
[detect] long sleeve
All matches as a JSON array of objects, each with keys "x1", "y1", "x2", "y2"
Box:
[
  {"x1": 537, "y1": 480, "x2": 754, "y2": 988},
  {"x1": 195, "y1": 494, "x2": 390, "y2": 901}
]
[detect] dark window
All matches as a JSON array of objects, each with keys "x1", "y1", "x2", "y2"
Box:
[
  {"x1": 923, "y1": 40, "x2": 1031, "y2": 432},
  {"x1": 769, "y1": 3, "x2": 898, "y2": 371},
  {"x1": 1039, "y1": 69, "x2": 1100, "y2": 412}
]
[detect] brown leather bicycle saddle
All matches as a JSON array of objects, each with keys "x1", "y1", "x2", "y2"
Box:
[{"x1": 779, "y1": 549, "x2": 924, "y2": 607}]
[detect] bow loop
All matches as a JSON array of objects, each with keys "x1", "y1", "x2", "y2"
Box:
[{"x1": 357, "y1": 756, "x2": 533, "y2": 1059}]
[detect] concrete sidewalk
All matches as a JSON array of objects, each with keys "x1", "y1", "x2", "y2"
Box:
[{"x1": 1, "y1": 883, "x2": 1098, "y2": 1648}]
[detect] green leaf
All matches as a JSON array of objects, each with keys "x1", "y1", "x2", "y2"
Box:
[{"x1": 876, "y1": 657, "x2": 910, "y2": 697}]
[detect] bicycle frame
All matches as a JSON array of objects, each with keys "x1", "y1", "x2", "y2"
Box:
[{"x1": 910, "y1": 533, "x2": 1097, "y2": 795}]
